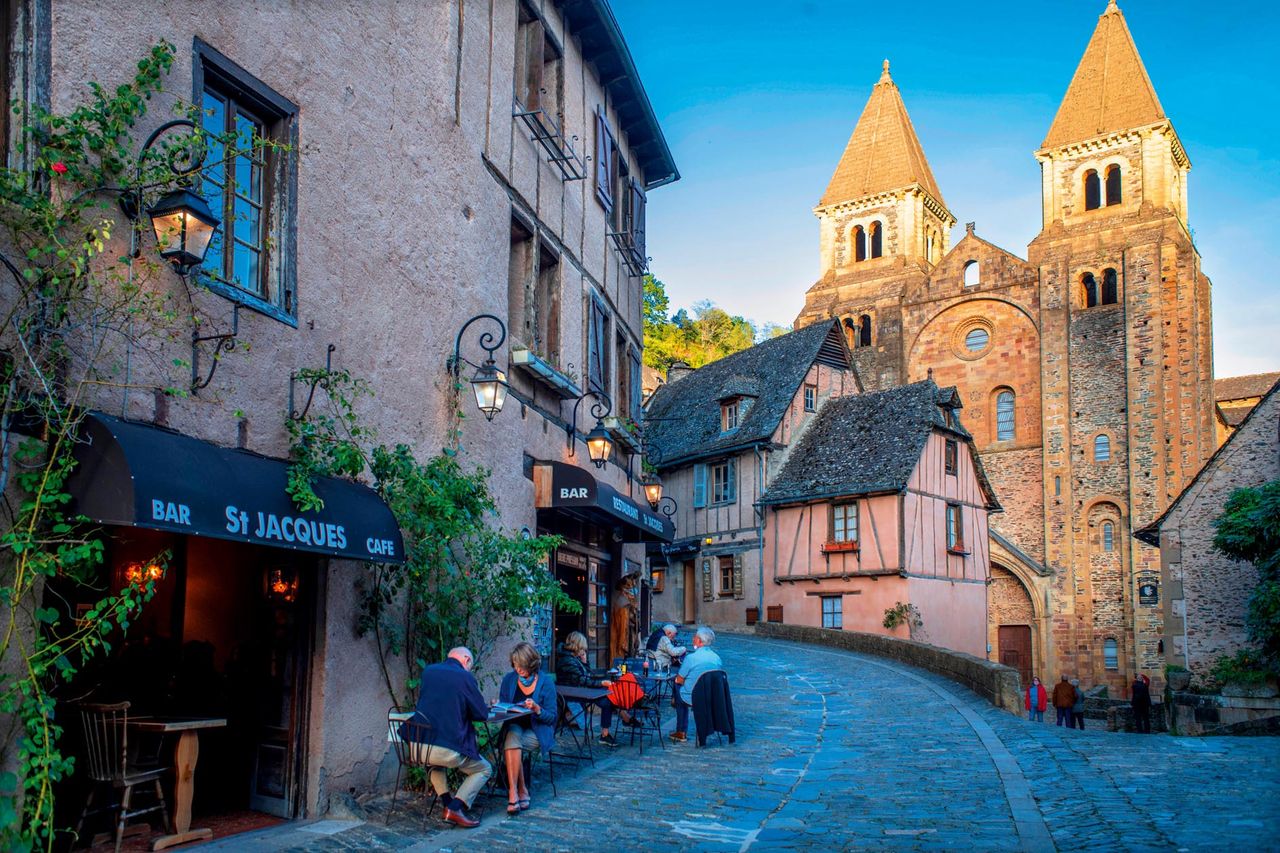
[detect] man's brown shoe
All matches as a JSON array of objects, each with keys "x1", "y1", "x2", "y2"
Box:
[
  {"x1": 443, "y1": 806, "x2": 480, "y2": 828},
  {"x1": 669, "y1": 731, "x2": 687, "y2": 742}
]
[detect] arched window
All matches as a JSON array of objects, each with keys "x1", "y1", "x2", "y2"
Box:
[
  {"x1": 853, "y1": 226, "x2": 867, "y2": 262},
  {"x1": 1104, "y1": 638, "x2": 1118, "y2": 670},
  {"x1": 1102, "y1": 521, "x2": 1115, "y2": 552},
  {"x1": 859, "y1": 314, "x2": 872, "y2": 348},
  {"x1": 843, "y1": 316, "x2": 860, "y2": 349},
  {"x1": 964, "y1": 327, "x2": 989, "y2": 352},
  {"x1": 1094, "y1": 433, "x2": 1111, "y2": 462},
  {"x1": 1101, "y1": 268, "x2": 1118, "y2": 305},
  {"x1": 995, "y1": 389, "x2": 1015, "y2": 441},
  {"x1": 1084, "y1": 169, "x2": 1101, "y2": 210},
  {"x1": 926, "y1": 231, "x2": 936, "y2": 263},
  {"x1": 1105, "y1": 164, "x2": 1122, "y2": 206},
  {"x1": 1082, "y1": 273, "x2": 1098, "y2": 308},
  {"x1": 869, "y1": 221, "x2": 883, "y2": 258},
  {"x1": 963, "y1": 260, "x2": 979, "y2": 287}
]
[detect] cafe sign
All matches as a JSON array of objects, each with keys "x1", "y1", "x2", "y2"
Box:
[
  {"x1": 534, "y1": 461, "x2": 674, "y2": 542},
  {"x1": 69, "y1": 413, "x2": 406, "y2": 564}
]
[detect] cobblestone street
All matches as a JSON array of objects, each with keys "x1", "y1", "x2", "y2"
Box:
[{"x1": 211, "y1": 634, "x2": 1280, "y2": 852}]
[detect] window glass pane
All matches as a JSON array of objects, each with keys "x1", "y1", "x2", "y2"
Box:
[
  {"x1": 1095, "y1": 434, "x2": 1111, "y2": 462},
  {"x1": 233, "y1": 246, "x2": 261, "y2": 294},
  {"x1": 202, "y1": 91, "x2": 227, "y2": 183},
  {"x1": 965, "y1": 328, "x2": 989, "y2": 351},
  {"x1": 233, "y1": 196, "x2": 261, "y2": 247},
  {"x1": 1103, "y1": 523, "x2": 1114, "y2": 552},
  {"x1": 203, "y1": 227, "x2": 224, "y2": 279},
  {"x1": 996, "y1": 391, "x2": 1015, "y2": 440},
  {"x1": 1104, "y1": 639, "x2": 1118, "y2": 669}
]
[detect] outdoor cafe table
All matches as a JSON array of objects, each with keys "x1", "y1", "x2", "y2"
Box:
[
  {"x1": 555, "y1": 685, "x2": 608, "y2": 762},
  {"x1": 125, "y1": 716, "x2": 227, "y2": 851}
]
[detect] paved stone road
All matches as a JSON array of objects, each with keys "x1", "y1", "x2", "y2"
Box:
[{"x1": 210, "y1": 633, "x2": 1280, "y2": 851}]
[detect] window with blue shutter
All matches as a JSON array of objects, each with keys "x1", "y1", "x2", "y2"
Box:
[{"x1": 692, "y1": 464, "x2": 707, "y2": 508}]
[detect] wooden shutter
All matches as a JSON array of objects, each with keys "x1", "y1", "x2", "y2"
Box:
[
  {"x1": 594, "y1": 108, "x2": 614, "y2": 212},
  {"x1": 588, "y1": 295, "x2": 606, "y2": 392},
  {"x1": 701, "y1": 558, "x2": 713, "y2": 602},
  {"x1": 629, "y1": 178, "x2": 646, "y2": 266},
  {"x1": 523, "y1": 20, "x2": 545, "y2": 111},
  {"x1": 732, "y1": 552, "x2": 744, "y2": 599},
  {"x1": 692, "y1": 464, "x2": 707, "y2": 508},
  {"x1": 628, "y1": 346, "x2": 642, "y2": 422}
]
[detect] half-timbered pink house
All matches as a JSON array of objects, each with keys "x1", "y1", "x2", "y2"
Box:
[{"x1": 759, "y1": 381, "x2": 1000, "y2": 656}]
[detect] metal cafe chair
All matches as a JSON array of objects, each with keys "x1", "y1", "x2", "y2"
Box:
[
  {"x1": 386, "y1": 708, "x2": 447, "y2": 827},
  {"x1": 74, "y1": 701, "x2": 171, "y2": 853},
  {"x1": 608, "y1": 676, "x2": 664, "y2": 754}
]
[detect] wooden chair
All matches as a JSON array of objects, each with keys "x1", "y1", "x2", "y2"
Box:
[
  {"x1": 74, "y1": 702, "x2": 170, "y2": 853},
  {"x1": 387, "y1": 709, "x2": 447, "y2": 827}
]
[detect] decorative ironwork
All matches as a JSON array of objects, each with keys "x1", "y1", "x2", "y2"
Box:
[
  {"x1": 190, "y1": 304, "x2": 240, "y2": 394},
  {"x1": 449, "y1": 314, "x2": 510, "y2": 421},
  {"x1": 566, "y1": 389, "x2": 612, "y2": 456},
  {"x1": 514, "y1": 109, "x2": 586, "y2": 182},
  {"x1": 288, "y1": 343, "x2": 337, "y2": 421},
  {"x1": 606, "y1": 229, "x2": 648, "y2": 277}
]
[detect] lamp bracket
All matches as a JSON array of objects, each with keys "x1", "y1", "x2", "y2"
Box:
[
  {"x1": 288, "y1": 343, "x2": 338, "y2": 421},
  {"x1": 120, "y1": 118, "x2": 205, "y2": 239},
  {"x1": 449, "y1": 313, "x2": 507, "y2": 378},
  {"x1": 566, "y1": 388, "x2": 612, "y2": 455},
  {"x1": 190, "y1": 303, "x2": 240, "y2": 394}
]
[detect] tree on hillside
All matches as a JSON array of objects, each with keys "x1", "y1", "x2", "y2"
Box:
[{"x1": 642, "y1": 275, "x2": 760, "y2": 371}]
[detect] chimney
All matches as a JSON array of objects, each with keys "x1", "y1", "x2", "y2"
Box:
[{"x1": 666, "y1": 361, "x2": 694, "y2": 383}]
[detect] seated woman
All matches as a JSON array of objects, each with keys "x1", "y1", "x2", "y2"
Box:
[
  {"x1": 498, "y1": 642, "x2": 557, "y2": 814},
  {"x1": 555, "y1": 631, "x2": 636, "y2": 748}
]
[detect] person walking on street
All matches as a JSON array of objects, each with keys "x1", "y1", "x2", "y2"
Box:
[
  {"x1": 1025, "y1": 676, "x2": 1047, "y2": 722},
  {"x1": 1052, "y1": 675, "x2": 1075, "y2": 727},
  {"x1": 1131, "y1": 673, "x2": 1152, "y2": 733},
  {"x1": 1071, "y1": 678, "x2": 1086, "y2": 729}
]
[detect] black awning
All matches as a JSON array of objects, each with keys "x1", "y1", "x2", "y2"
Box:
[
  {"x1": 68, "y1": 412, "x2": 405, "y2": 564},
  {"x1": 535, "y1": 461, "x2": 673, "y2": 543}
]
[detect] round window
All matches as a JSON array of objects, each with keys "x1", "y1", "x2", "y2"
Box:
[{"x1": 964, "y1": 328, "x2": 989, "y2": 351}]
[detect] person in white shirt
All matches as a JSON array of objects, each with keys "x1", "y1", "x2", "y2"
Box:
[{"x1": 654, "y1": 624, "x2": 687, "y2": 670}]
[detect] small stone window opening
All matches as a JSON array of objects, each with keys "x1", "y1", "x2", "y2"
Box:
[
  {"x1": 1094, "y1": 433, "x2": 1111, "y2": 462},
  {"x1": 869, "y1": 221, "x2": 883, "y2": 259},
  {"x1": 803, "y1": 384, "x2": 816, "y2": 412},
  {"x1": 1054, "y1": 476, "x2": 1062, "y2": 496},
  {"x1": 821, "y1": 595, "x2": 843, "y2": 629},
  {"x1": 965, "y1": 327, "x2": 989, "y2": 352},
  {"x1": 944, "y1": 439, "x2": 958, "y2": 475},
  {"x1": 926, "y1": 231, "x2": 936, "y2": 263},
  {"x1": 844, "y1": 317, "x2": 860, "y2": 349},
  {"x1": 1102, "y1": 521, "x2": 1115, "y2": 552},
  {"x1": 1082, "y1": 272, "x2": 1098, "y2": 308},
  {"x1": 995, "y1": 389, "x2": 1016, "y2": 441},
  {"x1": 1084, "y1": 169, "x2": 1101, "y2": 211},
  {"x1": 1104, "y1": 638, "x2": 1118, "y2": 670},
  {"x1": 853, "y1": 225, "x2": 867, "y2": 262},
  {"x1": 859, "y1": 314, "x2": 872, "y2": 348},
  {"x1": 1101, "y1": 268, "x2": 1118, "y2": 305},
  {"x1": 1105, "y1": 164, "x2": 1122, "y2": 206},
  {"x1": 963, "y1": 260, "x2": 979, "y2": 287}
]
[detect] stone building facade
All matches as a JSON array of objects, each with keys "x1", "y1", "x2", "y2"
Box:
[
  {"x1": 793, "y1": 0, "x2": 1214, "y2": 695},
  {"x1": 2, "y1": 0, "x2": 674, "y2": 827},
  {"x1": 1137, "y1": 380, "x2": 1280, "y2": 682}
]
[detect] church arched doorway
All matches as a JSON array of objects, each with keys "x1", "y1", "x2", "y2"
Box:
[{"x1": 990, "y1": 563, "x2": 1036, "y2": 687}]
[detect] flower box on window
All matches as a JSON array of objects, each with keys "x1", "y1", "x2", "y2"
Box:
[
  {"x1": 821, "y1": 540, "x2": 859, "y2": 554},
  {"x1": 510, "y1": 348, "x2": 582, "y2": 400},
  {"x1": 602, "y1": 416, "x2": 642, "y2": 455}
]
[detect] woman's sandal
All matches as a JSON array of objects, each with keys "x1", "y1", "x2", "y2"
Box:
[
  {"x1": 507, "y1": 800, "x2": 521, "y2": 815},
  {"x1": 518, "y1": 797, "x2": 531, "y2": 811}
]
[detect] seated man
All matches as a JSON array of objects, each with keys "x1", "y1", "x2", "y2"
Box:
[
  {"x1": 653, "y1": 624, "x2": 687, "y2": 671},
  {"x1": 405, "y1": 646, "x2": 492, "y2": 828},
  {"x1": 670, "y1": 626, "x2": 722, "y2": 743}
]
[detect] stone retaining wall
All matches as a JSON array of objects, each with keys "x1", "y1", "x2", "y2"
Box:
[{"x1": 753, "y1": 623, "x2": 1023, "y2": 714}]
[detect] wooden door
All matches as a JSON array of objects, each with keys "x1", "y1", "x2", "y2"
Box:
[
  {"x1": 998, "y1": 625, "x2": 1033, "y2": 687},
  {"x1": 682, "y1": 561, "x2": 696, "y2": 623}
]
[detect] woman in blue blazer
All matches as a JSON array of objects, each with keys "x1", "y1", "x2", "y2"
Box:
[{"x1": 498, "y1": 642, "x2": 557, "y2": 813}]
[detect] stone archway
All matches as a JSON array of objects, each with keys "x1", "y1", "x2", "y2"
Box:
[{"x1": 989, "y1": 562, "x2": 1037, "y2": 687}]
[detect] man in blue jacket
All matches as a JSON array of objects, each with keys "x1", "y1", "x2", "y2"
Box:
[{"x1": 406, "y1": 646, "x2": 491, "y2": 827}]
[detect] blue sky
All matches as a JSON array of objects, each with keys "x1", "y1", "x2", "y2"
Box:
[{"x1": 614, "y1": 1, "x2": 1280, "y2": 378}]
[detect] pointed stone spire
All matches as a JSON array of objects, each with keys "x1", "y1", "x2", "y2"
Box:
[
  {"x1": 1041, "y1": 0, "x2": 1165, "y2": 149},
  {"x1": 820, "y1": 61, "x2": 944, "y2": 207}
]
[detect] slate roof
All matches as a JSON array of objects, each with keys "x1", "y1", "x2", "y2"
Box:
[
  {"x1": 1041, "y1": 1, "x2": 1167, "y2": 150},
  {"x1": 820, "y1": 61, "x2": 945, "y2": 207},
  {"x1": 760, "y1": 379, "x2": 1000, "y2": 509},
  {"x1": 645, "y1": 321, "x2": 849, "y2": 469},
  {"x1": 1215, "y1": 372, "x2": 1280, "y2": 403}
]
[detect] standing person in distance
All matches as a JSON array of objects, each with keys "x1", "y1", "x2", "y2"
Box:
[
  {"x1": 1130, "y1": 673, "x2": 1152, "y2": 734},
  {"x1": 1052, "y1": 674, "x2": 1075, "y2": 727},
  {"x1": 1025, "y1": 675, "x2": 1047, "y2": 723},
  {"x1": 1071, "y1": 678, "x2": 1086, "y2": 729}
]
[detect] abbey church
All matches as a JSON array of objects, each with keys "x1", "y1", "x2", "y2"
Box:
[{"x1": 793, "y1": 0, "x2": 1214, "y2": 696}]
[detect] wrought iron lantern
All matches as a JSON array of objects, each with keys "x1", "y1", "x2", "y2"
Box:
[
  {"x1": 643, "y1": 473, "x2": 663, "y2": 509},
  {"x1": 147, "y1": 186, "x2": 219, "y2": 272},
  {"x1": 450, "y1": 314, "x2": 510, "y2": 421},
  {"x1": 584, "y1": 420, "x2": 613, "y2": 469}
]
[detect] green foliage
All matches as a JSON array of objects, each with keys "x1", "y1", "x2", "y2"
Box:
[
  {"x1": 882, "y1": 602, "x2": 923, "y2": 634},
  {"x1": 0, "y1": 41, "x2": 263, "y2": 849},
  {"x1": 286, "y1": 370, "x2": 577, "y2": 709},
  {"x1": 1213, "y1": 480, "x2": 1280, "y2": 668},
  {"x1": 642, "y1": 274, "x2": 791, "y2": 372},
  {"x1": 1210, "y1": 650, "x2": 1273, "y2": 688}
]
